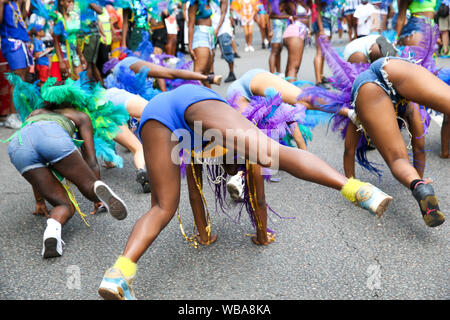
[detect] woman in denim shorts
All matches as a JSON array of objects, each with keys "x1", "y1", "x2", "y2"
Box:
[
  {"x1": 268, "y1": 0, "x2": 289, "y2": 74},
  {"x1": 348, "y1": 57, "x2": 449, "y2": 227},
  {"x1": 6, "y1": 102, "x2": 128, "y2": 259},
  {"x1": 188, "y1": 0, "x2": 218, "y2": 87}
]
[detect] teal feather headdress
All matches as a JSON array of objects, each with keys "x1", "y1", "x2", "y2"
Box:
[
  {"x1": 6, "y1": 73, "x2": 43, "y2": 122},
  {"x1": 7, "y1": 74, "x2": 129, "y2": 167}
]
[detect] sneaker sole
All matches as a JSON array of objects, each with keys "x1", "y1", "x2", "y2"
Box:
[
  {"x1": 420, "y1": 195, "x2": 446, "y2": 227},
  {"x1": 43, "y1": 237, "x2": 61, "y2": 259},
  {"x1": 94, "y1": 183, "x2": 128, "y2": 220},
  {"x1": 375, "y1": 196, "x2": 393, "y2": 218},
  {"x1": 227, "y1": 183, "x2": 241, "y2": 202},
  {"x1": 98, "y1": 282, "x2": 126, "y2": 300}
]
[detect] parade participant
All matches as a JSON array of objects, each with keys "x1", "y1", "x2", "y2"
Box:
[
  {"x1": 52, "y1": 0, "x2": 86, "y2": 80},
  {"x1": 268, "y1": 0, "x2": 288, "y2": 74},
  {"x1": 343, "y1": 34, "x2": 396, "y2": 63},
  {"x1": 122, "y1": 0, "x2": 150, "y2": 51},
  {"x1": 301, "y1": 35, "x2": 448, "y2": 227},
  {"x1": 187, "y1": 0, "x2": 220, "y2": 87},
  {"x1": 1, "y1": 0, "x2": 33, "y2": 129},
  {"x1": 346, "y1": 57, "x2": 448, "y2": 227},
  {"x1": 396, "y1": 0, "x2": 438, "y2": 46},
  {"x1": 312, "y1": 0, "x2": 334, "y2": 87},
  {"x1": 98, "y1": 83, "x2": 393, "y2": 300},
  {"x1": 281, "y1": 0, "x2": 311, "y2": 82},
  {"x1": 3, "y1": 75, "x2": 128, "y2": 259},
  {"x1": 233, "y1": 0, "x2": 258, "y2": 52},
  {"x1": 105, "y1": 87, "x2": 151, "y2": 193},
  {"x1": 255, "y1": 0, "x2": 270, "y2": 48},
  {"x1": 226, "y1": 68, "x2": 357, "y2": 149},
  {"x1": 343, "y1": 0, "x2": 360, "y2": 41},
  {"x1": 105, "y1": 55, "x2": 223, "y2": 91}
]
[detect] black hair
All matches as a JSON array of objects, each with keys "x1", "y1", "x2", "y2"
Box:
[{"x1": 44, "y1": 100, "x2": 77, "y2": 110}]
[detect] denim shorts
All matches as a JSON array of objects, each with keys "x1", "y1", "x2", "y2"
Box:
[
  {"x1": 399, "y1": 15, "x2": 434, "y2": 40},
  {"x1": 351, "y1": 57, "x2": 410, "y2": 108},
  {"x1": 192, "y1": 25, "x2": 215, "y2": 50},
  {"x1": 226, "y1": 68, "x2": 267, "y2": 101},
  {"x1": 8, "y1": 121, "x2": 77, "y2": 175},
  {"x1": 217, "y1": 33, "x2": 234, "y2": 64},
  {"x1": 272, "y1": 20, "x2": 287, "y2": 44}
]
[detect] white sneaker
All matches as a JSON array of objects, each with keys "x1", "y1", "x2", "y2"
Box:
[
  {"x1": 4, "y1": 113, "x2": 22, "y2": 129},
  {"x1": 227, "y1": 172, "x2": 245, "y2": 201},
  {"x1": 244, "y1": 45, "x2": 249, "y2": 52},
  {"x1": 42, "y1": 218, "x2": 64, "y2": 258},
  {"x1": 249, "y1": 46, "x2": 255, "y2": 52},
  {"x1": 94, "y1": 181, "x2": 128, "y2": 220},
  {"x1": 167, "y1": 57, "x2": 179, "y2": 68}
]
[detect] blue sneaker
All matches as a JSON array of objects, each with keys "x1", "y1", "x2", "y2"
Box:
[
  {"x1": 355, "y1": 183, "x2": 393, "y2": 218},
  {"x1": 98, "y1": 268, "x2": 136, "y2": 300}
]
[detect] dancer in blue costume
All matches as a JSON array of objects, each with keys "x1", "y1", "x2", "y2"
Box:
[{"x1": 98, "y1": 84, "x2": 393, "y2": 300}]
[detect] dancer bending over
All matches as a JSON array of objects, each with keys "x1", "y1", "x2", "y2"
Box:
[{"x1": 98, "y1": 84, "x2": 393, "y2": 300}]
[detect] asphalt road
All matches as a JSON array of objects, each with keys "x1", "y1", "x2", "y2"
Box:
[{"x1": 0, "y1": 29, "x2": 449, "y2": 300}]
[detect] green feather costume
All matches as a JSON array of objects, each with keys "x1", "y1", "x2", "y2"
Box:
[{"x1": 6, "y1": 74, "x2": 129, "y2": 167}]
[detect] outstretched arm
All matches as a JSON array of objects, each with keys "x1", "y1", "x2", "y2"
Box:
[{"x1": 129, "y1": 60, "x2": 210, "y2": 82}]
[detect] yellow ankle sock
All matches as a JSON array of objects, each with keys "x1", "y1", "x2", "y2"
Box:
[
  {"x1": 341, "y1": 178, "x2": 367, "y2": 204},
  {"x1": 113, "y1": 256, "x2": 137, "y2": 278}
]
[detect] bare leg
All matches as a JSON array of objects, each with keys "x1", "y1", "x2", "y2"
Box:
[
  {"x1": 248, "y1": 164, "x2": 275, "y2": 245},
  {"x1": 114, "y1": 125, "x2": 146, "y2": 170},
  {"x1": 269, "y1": 43, "x2": 283, "y2": 73},
  {"x1": 185, "y1": 100, "x2": 348, "y2": 190},
  {"x1": 314, "y1": 34, "x2": 324, "y2": 84},
  {"x1": 441, "y1": 114, "x2": 450, "y2": 158},
  {"x1": 383, "y1": 59, "x2": 450, "y2": 115},
  {"x1": 345, "y1": 15, "x2": 353, "y2": 41},
  {"x1": 23, "y1": 167, "x2": 75, "y2": 225},
  {"x1": 284, "y1": 36, "x2": 305, "y2": 82},
  {"x1": 355, "y1": 83, "x2": 420, "y2": 187},
  {"x1": 193, "y1": 47, "x2": 213, "y2": 87},
  {"x1": 442, "y1": 30, "x2": 449, "y2": 55},
  {"x1": 51, "y1": 151, "x2": 100, "y2": 202},
  {"x1": 122, "y1": 120, "x2": 181, "y2": 262},
  {"x1": 186, "y1": 163, "x2": 217, "y2": 245}
]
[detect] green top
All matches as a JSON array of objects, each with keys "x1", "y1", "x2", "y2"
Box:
[
  {"x1": 26, "y1": 113, "x2": 76, "y2": 137},
  {"x1": 409, "y1": 0, "x2": 437, "y2": 14},
  {"x1": 56, "y1": 11, "x2": 81, "y2": 46}
]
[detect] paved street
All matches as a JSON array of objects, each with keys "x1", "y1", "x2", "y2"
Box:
[{"x1": 0, "y1": 29, "x2": 448, "y2": 300}]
